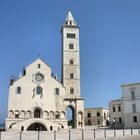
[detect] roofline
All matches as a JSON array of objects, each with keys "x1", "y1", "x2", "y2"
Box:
[
  {"x1": 84, "y1": 107, "x2": 109, "y2": 110},
  {"x1": 121, "y1": 82, "x2": 140, "y2": 87},
  {"x1": 26, "y1": 58, "x2": 51, "y2": 69},
  {"x1": 109, "y1": 99, "x2": 122, "y2": 102}
]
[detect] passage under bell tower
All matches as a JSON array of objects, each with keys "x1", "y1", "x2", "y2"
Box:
[{"x1": 61, "y1": 11, "x2": 80, "y2": 98}]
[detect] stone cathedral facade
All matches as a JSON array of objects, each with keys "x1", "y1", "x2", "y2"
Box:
[{"x1": 5, "y1": 11, "x2": 84, "y2": 131}]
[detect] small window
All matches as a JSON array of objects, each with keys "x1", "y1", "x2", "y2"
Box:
[
  {"x1": 118, "y1": 106, "x2": 121, "y2": 112},
  {"x1": 70, "y1": 59, "x2": 74, "y2": 65},
  {"x1": 131, "y1": 91, "x2": 135, "y2": 100},
  {"x1": 70, "y1": 88, "x2": 74, "y2": 94},
  {"x1": 50, "y1": 126, "x2": 53, "y2": 131},
  {"x1": 88, "y1": 120, "x2": 91, "y2": 125},
  {"x1": 21, "y1": 126, "x2": 24, "y2": 131},
  {"x1": 70, "y1": 73, "x2": 74, "y2": 79},
  {"x1": 55, "y1": 115, "x2": 59, "y2": 119},
  {"x1": 17, "y1": 87, "x2": 21, "y2": 94},
  {"x1": 38, "y1": 64, "x2": 41, "y2": 69},
  {"x1": 119, "y1": 117, "x2": 122, "y2": 123},
  {"x1": 87, "y1": 113, "x2": 91, "y2": 118},
  {"x1": 15, "y1": 111, "x2": 19, "y2": 118},
  {"x1": 97, "y1": 112, "x2": 100, "y2": 116},
  {"x1": 132, "y1": 104, "x2": 136, "y2": 113},
  {"x1": 69, "y1": 44, "x2": 74, "y2": 49},
  {"x1": 113, "y1": 118, "x2": 116, "y2": 123},
  {"x1": 36, "y1": 86, "x2": 43, "y2": 95},
  {"x1": 67, "y1": 33, "x2": 75, "y2": 38},
  {"x1": 55, "y1": 88, "x2": 60, "y2": 95},
  {"x1": 98, "y1": 120, "x2": 100, "y2": 125},
  {"x1": 23, "y1": 69, "x2": 26, "y2": 76},
  {"x1": 15, "y1": 114, "x2": 19, "y2": 118},
  {"x1": 113, "y1": 107, "x2": 115, "y2": 112},
  {"x1": 133, "y1": 116, "x2": 137, "y2": 123},
  {"x1": 104, "y1": 113, "x2": 106, "y2": 119}
]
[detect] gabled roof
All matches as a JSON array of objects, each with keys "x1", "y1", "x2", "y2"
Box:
[{"x1": 26, "y1": 58, "x2": 51, "y2": 69}]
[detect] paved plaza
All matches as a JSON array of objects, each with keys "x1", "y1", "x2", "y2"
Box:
[{"x1": 1, "y1": 126, "x2": 140, "y2": 140}]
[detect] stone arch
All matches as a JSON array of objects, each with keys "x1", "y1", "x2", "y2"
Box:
[
  {"x1": 26, "y1": 110, "x2": 31, "y2": 118},
  {"x1": 58, "y1": 123, "x2": 64, "y2": 129},
  {"x1": 44, "y1": 111, "x2": 49, "y2": 118},
  {"x1": 60, "y1": 111, "x2": 65, "y2": 119},
  {"x1": 34, "y1": 107, "x2": 43, "y2": 118},
  {"x1": 27, "y1": 122, "x2": 47, "y2": 131},
  {"x1": 20, "y1": 110, "x2": 25, "y2": 118},
  {"x1": 8, "y1": 110, "x2": 14, "y2": 118},
  {"x1": 49, "y1": 111, "x2": 54, "y2": 119},
  {"x1": 15, "y1": 110, "x2": 20, "y2": 118},
  {"x1": 9, "y1": 123, "x2": 16, "y2": 129},
  {"x1": 55, "y1": 111, "x2": 60, "y2": 119},
  {"x1": 66, "y1": 105, "x2": 75, "y2": 128}
]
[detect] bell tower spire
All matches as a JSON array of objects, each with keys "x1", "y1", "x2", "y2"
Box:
[{"x1": 64, "y1": 11, "x2": 77, "y2": 26}]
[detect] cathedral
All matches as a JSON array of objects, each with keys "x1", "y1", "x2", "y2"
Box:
[{"x1": 5, "y1": 11, "x2": 84, "y2": 131}]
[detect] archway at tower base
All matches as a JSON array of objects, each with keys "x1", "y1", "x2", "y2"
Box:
[{"x1": 66, "y1": 106, "x2": 75, "y2": 128}]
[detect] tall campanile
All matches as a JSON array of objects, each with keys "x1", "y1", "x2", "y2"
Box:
[{"x1": 61, "y1": 11, "x2": 80, "y2": 98}]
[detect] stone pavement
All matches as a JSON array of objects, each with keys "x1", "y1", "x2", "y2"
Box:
[{"x1": 1, "y1": 126, "x2": 140, "y2": 140}]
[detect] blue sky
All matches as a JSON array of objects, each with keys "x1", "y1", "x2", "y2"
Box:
[{"x1": 1, "y1": 0, "x2": 140, "y2": 123}]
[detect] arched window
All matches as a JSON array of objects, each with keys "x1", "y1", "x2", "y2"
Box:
[
  {"x1": 70, "y1": 88, "x2": 74, "y2": 94},
  {"x1": 26, "y1": 111, "x2": 31, "y2": 118},
  {"x1": 21, "y1": 126, "x2": 24, "y2": 131},
  {"x1": 50, "y1": 126, "x2": 53, "y2": 131},
  {"x1": 15, "y1": 110, "x2": 20, "y2": 118},
  {"x1": 36, "y1": 86, "x2": 43, "y2": 95},
  {"x1": 44, "y1": 111, "x2": 49, "y2": 118},
  {"x1": 20, "y1": 110, "x2": 25, "y2": 118},
  {"x1": 17, "y1": 87, "x2": 21, "y2": 94},
  {"x1": 55, "y1": 111, "x2": 60, "y2": 119},
  {"x1": 34, "y1": 108, "x2": 41, "y2": 118},
  {"x1": 8, "y1": 110, "x2": 14, "y2": 118},
  {"x1": 55, "y1": 88, "x2": 60, "y2": 95},
  {"x1": 38, "y1": 64, "x2": 41, "y2": 69},
  {"x1": 49, "y1": 111, "x2": 54, "y2": 119},
  {"x1": 70, "y1": 73, "x2": 74, "y2": 79},
  {"x1": 61, "y1": 111, "x2": 65, "y2": 119}
]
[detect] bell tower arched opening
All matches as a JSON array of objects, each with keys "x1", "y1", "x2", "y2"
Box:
[{"x1": 66, "y1": 106, "x2": 75, "y2": 128}]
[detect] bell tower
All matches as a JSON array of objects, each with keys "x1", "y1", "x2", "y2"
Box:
[{"x1": 61, "y1": 11, "x2": 80, "y2": 98}]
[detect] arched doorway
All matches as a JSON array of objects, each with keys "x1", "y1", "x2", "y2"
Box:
[
  {"x1": 27, "y1": 123, "x2": 47, "y2": 131},
  {"x1": 66, "y1": 106, "x2": 75, "y2": 128},
  {"x1": 34, "y1": 108, "x2": 41, "y2": 118}
]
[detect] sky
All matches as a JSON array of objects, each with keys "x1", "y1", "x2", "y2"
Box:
[{"x1": 0, "y1": 0, "x2": 140, "y2": 123}]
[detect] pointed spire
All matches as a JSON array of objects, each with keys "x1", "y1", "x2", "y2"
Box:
[
  {"x1": 63, "y1": 11, "x2": 77, "y2": 26},
  {"x1": 66, "y1": 11, "x2": 75, "y2": 21}
]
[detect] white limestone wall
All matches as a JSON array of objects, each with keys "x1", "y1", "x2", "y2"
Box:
[
  {"x1": 122, "y1": 83, "x2": 140, "y2": 128},
  {"x1": 62, "y1": 26, "x2": 80, "y2": 98}
]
